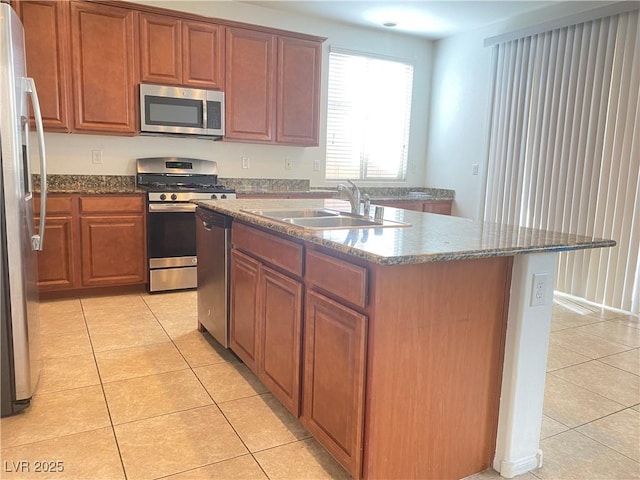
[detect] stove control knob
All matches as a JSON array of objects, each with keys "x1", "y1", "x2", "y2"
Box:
[
  {"x1": 159, "y1": 194, "x2": 166, "y2": 201},
  {"x1": 221, "y1": 194, "x2": 227, "y2": 199},
  {"x1": 210, "y1": 194, "x2": 218, "y2": 200},
  {"x1": 171, "y1": 193, "x2": 177, "y2": 201}
]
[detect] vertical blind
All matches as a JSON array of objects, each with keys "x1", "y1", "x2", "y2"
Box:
[
  {"x1": 326, "y1": 49, "x2": 414, "y2": 180},
  {"x1": 483, "y1": 9, "x2": 640, "y2": 313}
]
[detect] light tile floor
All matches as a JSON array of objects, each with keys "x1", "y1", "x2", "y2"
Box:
[{"x1": 1, "y1": 291, "x2": 637, "y2": 479}]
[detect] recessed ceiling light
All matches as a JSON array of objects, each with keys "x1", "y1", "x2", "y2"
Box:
[{"x1": 383, "y1": 21, "x2": 397, "y2": 28}]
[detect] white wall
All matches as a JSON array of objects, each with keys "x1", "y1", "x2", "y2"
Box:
[
  {"x1": 40, "y1": 0, "x2": 434, "y2": 188},
  {"x1": 426, "y1": 1, "x2": 615, "y2": 219}
]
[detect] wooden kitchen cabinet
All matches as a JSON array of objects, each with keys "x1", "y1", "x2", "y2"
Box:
[
  {"x1": 16, "y1": 0, "x2": 72, "y2": 132},
  {"x1": 34, "y1": 194, "x2": 146, "y2": 293},
  {"x1": 229, "y1": 249, "x2": 261, "y2": 372},
  {"x1": 374, "y1": 199, "x2": 453, "y2": 215},
  {"x1": 225, "y1": 27, "x2": 323, "y2": 145},
  {"x1": 79, "y1": 195, "x2": 145, "y2": 287},
  {"x1": 230, "y1": 223, "x2": 304, "y2": 416},
  {"x1": 139, "y1": 12, "x2": 225, "y2": 89},
  {"x1": 225, "y1": 27, "x2": 275, "y2": 142},
  {"x1": 70, "y1": 1, "x2": 137, "y2": 134},
  {"x1": 139, "y1": 12, "x2": 182, "y2": 85},
  {"x1": 260, "y1": 265, "x2": 303, "y2": 415},
  {"x1": 182, "y1": 20, "x2": 225, "y2": 89},
  {"x1": 276, "y1": 36, "x2": 321, "y2": 146},
  {"x1": 302, "y1": 290, "x2": 367, "y2": 478},
  {"x1": 34, "y1": 195, "x2": 78, "y2": 290}
]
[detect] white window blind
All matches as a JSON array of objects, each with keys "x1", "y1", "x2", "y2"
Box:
[
  {"x1": 483, "y1": 9, "x2": 640, "y2": 313},
  {"x1": 326, "y1": 49, "x2": 414, "y2": 181}
]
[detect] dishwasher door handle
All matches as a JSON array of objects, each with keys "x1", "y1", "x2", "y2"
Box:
[{"x1": 202, "y1": 220, "x2": 213, "y2": 231}]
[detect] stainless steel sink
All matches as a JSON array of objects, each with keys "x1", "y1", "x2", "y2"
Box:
[
  {"x1": 283, "y1": 215, "x2": 410, "y2": 230},
  {"x1": 242, "y1": 207, "x2": 411, "y2": 230},
  {"x1": 242, "y1": 208, "x2": 340, "y2": 218}
]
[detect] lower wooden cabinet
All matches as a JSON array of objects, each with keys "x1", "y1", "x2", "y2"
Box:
[
  {"x1": 375, "y1": 199, "x2": 453, "y2": 215},
  {"x1": 80, "y1": 214, "x2": 145, "y2": 286},
  {"x1": 229, "y1": 246, "x2": 303, "y2": 416},
  {"x1": 260, "y1": 265, "x2": 303, "y2": 415},
  {"x1": 302, "y1": 290, "x2": 367, "y2": 478},
  {"x1": 35, "y1": 194, "x2": 146, "y2": 292},
  {"x1": 229, "y1": 249, "x2": 261, "y2": 372},
  {"x1": 36, "y1": 215, "x2": 77, "y2": 290}
]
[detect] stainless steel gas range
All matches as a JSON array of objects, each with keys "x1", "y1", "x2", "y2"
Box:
[{"x1": 136, "y1": 157, "x2": 236, "y2": 292}]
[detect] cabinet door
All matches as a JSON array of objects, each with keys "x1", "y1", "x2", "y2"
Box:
[
  {"x1": 80, "y1": 214, "x2": 145, "y2": 286},
  {"x1": 302, "y1": 290, "x2": 367, "y2": 478},
  {"x1": 259, "y1": 265, "x2": 302, "y2": 416},
  {"x1": 276, "y1": 36, "x2": 321, "y2": 146},
  {"x1": 139, "y1": 12, "x2": 182, "y2": 85},
  {"x1": 70, "y1": 1, "x2": 137, "y2": 134},
  {"x1": 18, "y1": 0, "x2": 71, "y2": 132},
  {"x1": 225, "y1": 27, "x2": 275, "y2": 142},
  {"x1": 182, "y1": 21, "x2": 224, "y2": 89},
  {"x1": 230, "y1": 249, "x2": 260, "y2": 372},
  {"x1": 423, "y1": 200, "x2": 452, "y2": 215},
  {"x1": 36, "y1": 215, "x2": 77, "y2": 290}
]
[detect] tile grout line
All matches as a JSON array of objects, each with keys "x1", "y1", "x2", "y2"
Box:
[
  {"x1": 142, "y1": 295, "x2": 275, "y2": 479},
  {"x1": 80, "y1": 297, "x2": 130, "y2": 480}
]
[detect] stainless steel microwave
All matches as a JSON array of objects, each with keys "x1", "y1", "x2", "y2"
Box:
[{"x1": 139, "y1": 83, "x2": 225, "y2": 138}]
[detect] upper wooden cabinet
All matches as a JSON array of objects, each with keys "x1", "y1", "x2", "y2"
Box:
[
  {"x1": 16, "y1": 0, "x2": 72, "y2": 132},
  {"x1": 139, "y1": 12, "x2": 182, "y2": 85},
  {"x1": 139, "y1": 12, "x2": 225, "y2": 89},
  {"x1": 70, "y1": 1, "x2": 138, "y2": 134},
  {"x1": 182, "y1": 20, "x2": 225, "y2": 89},
  {"x1": 225, "y1": 27, "x2": 323, "y2": 146},
  {"x1": 225, "y1": 27, "x2": 276, "y2": 142},
  {"x1": 276, "y1": 36, "x2": 321, "y2": 146}
]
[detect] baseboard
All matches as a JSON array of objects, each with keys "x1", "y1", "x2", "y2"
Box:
[{"x1": 493, "y1": 450, "x2": 542, "y2": 478}]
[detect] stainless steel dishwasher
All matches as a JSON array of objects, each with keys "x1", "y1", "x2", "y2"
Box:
[{"x1": 195, "y1": 207, "x2": 232, "y2": 348}]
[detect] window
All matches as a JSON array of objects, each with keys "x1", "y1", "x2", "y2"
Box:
[{"x1": 325, "y1": 49, "x2": 414, "y2": 181}]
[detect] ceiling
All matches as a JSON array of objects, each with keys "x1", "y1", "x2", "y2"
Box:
[{"x1": 242, "y1": 1, "x2": 559, "y2": 39}]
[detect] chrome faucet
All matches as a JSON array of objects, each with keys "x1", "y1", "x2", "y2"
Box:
[{"x1": 337, "y1": 180, "x2": 362, "y2": 215}]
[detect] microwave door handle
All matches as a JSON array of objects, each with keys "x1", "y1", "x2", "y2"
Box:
[{"x1": 202, "y1": 99, "x2": 207, "y2": 130}]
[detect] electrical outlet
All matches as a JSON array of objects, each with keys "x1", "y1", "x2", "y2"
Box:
[
  {"x1": 285, "y1": 158, "x2": 292, "y2": 170},
  {"x1": 472, "y1": 164, "x2": 479, "y2": 175},
  {"x1": 91, "y1": 149, "x2": 103, "y2": 165},
  {"x1": 313, "y1": 159, "x2": 320, "y2": 172},
  {"x1": 241, "y1": 156, "x2": 250, "y2": 169},
  {"x1": 530, "y1": 272, "x2": 549, "y2": 307}
]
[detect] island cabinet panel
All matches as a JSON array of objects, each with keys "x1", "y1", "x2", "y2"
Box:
[
  {"x1": 17, "y1": 0, "x2": 72, "y2": 132},
  {"x1": 302, "y1": 290, "x2": 367, "y2": 479},
  {"x1": 139, "y1": 12, "x2": 182, "y2": 85},
  {"x1": 276, "y1": 36, "x2": 321, "y2": 146},
  {"x1": 230, "y1": 223, "x2": 304, "y2": 416},
  {"x1": 70, "y1": 1, "x2": 137, "y2": 134},
  {"x1": 225, "y1": 27, "x2": 275, "y2": 142},
  {"x1": 362, "y1": 257, "x2": 511, "y2": 479},
  {"x1": 259, "y1": 265, "x2": 303, "y2": 415},
  {"x1": 229, "y1": 249, "x2": 261, "y2": 372}
]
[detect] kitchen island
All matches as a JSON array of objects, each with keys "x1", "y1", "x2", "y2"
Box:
[{"x1": 195, "y1": 198, "x2": 614, "y2": 480}]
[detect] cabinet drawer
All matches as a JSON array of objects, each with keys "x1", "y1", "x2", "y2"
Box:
[
  {"x1": 34, "y1": 195, "x2": 73, "y2": 215},
  {"x1": 80, "y1": 195, "x2": 144, "y2": 214},
  {"x1": 232, "y1": 222, "x2": 303, "y2": 277},
  {"x1": 306, "y1": 250, "x2": 367, "y2": 308}
]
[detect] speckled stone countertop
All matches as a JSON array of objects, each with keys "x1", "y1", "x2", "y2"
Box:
[
  {"x1": 34, "y1": 175, "x2": 138, "y2": 194},
  {"x1": 195, "y1": 199, "x2": 615, "y2": 266}
]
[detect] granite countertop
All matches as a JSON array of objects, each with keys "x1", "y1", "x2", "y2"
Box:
[{"x1": 195, "y1": 198, "x2": 615, "y2": 266}]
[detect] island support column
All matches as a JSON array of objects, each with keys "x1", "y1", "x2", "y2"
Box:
[{"x1": 493, "y1": 252, "x2": 559, "y2": 478}]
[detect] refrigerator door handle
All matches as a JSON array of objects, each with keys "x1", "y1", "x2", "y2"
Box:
[{"x1": 23, "y1": 77, "x2": 47, "y2": 251}]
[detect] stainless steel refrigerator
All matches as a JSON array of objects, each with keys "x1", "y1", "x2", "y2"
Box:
[{"x1": 0, "y1": 2, "x2": 48, "y2": 417}]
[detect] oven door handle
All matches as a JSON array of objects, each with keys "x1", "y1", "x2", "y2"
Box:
[{"x1": 148, "y1": 203, "x2": 197, "y2": 213}]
